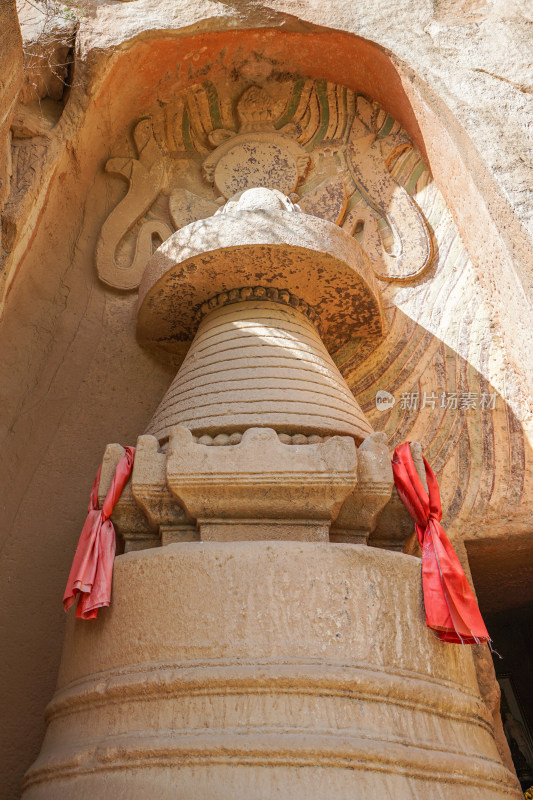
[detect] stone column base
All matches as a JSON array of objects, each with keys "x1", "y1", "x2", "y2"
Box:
[{"x1": 23, "y1": 543, "x2": 521, "y2": 799}]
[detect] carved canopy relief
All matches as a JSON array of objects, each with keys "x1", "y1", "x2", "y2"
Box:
[{"x1": 96, "y1": 78, "x2": 434, "y2": 292}]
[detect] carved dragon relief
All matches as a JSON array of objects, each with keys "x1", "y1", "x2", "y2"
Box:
[{"x1": 96, "y1": 80, "x2": 434, "y2": 291}]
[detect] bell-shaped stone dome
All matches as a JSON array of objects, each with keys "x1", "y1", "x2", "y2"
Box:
[{"x1": 146, "y1": 298, "x2": 373, "y2": 444}]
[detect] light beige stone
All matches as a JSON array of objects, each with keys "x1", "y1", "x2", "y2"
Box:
[
  {"x1": 72, "y1": 1, "x2": 533, "y2": 271},
  {"x1": 203, "y1": 85, "x2": 310, "y2": 197},
  {"x1": 93, "y1": 80, "x2": 433, "y2": 289},
  {"x1": 97, "y1": 438, "x2": 201, "y2": 552},
  {"x1": 98, "y1": 442, "x2": 159, "y2": 552},
  {"x1": 1, "y1": 4, "x2": 532, "y2": 796},
  {"x1": 131, "y1": 434, "x2": 197, "y2": 543},
  {"x1": 95, "y1": 118, "x2": 172, "y2": 291},
  {"x1": 330, "y1": 431, "x2": 394, "y2": 544},
  {"x1": 166, "y1": 426, "x2": 356, "y2": 541},
  {"x1": 370, "y1": 441, "x2": 428, "y2": 552},
  {"x1": 137, "y1": 200, "x2": 384, "y2": 359},
  {"x1": 146, "y1": 298, "x2": 375, "y2": 443},
  {"x1": 15, "y1": 0, "x2": 76, "y2": 107},
  {"x1": 22, "y1": 543, "x2": 521, "y2": 799}
]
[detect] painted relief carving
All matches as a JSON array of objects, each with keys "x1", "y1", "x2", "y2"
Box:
[
  {"x1": 96, "y1": 80, "x2": 434, "y2": 290},
  {"x1": 342, "y1": 98, "x2": 434, "y2": 280},
  {"x1": 201, "y1": 86, "x2": 310, "y2": 198},
  {"x1": 96, "y1": 119, "x2": 172, "y2": 291}
]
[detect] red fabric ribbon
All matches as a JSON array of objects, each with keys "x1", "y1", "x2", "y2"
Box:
[
  {"x1": 63, "y1": 447, "x2": 135, "y2": 620},
  {"x1": 392, "y1": 442, "x2": 489, "y2": 645}
]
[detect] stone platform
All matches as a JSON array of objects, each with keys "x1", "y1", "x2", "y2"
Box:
[{"x1": 23, "y1": 542, "x2": 520, "y2": 799}]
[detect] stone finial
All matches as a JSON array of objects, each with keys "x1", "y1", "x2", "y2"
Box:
[{"x1": 217, "y1": 187, "x2": 301, "y2": 215}]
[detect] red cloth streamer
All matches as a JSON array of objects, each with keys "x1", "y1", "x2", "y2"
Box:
[
  {"x1": 392, "y1": 442, "x2": 489, "y2": 645},
  {"x1": 63, "y1": 447, "x2": 135, "y2": 620}
]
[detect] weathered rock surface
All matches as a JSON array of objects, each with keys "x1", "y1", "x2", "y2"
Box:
[
  {"x1": 0, "y1": 0, "x2": 23, "y2": 246},
  {"x1": 1, "y1": 2, "x2": 532, "y2": 798},
  {"x1": 74, "y1": 0, "x2": 533, "y2": 284},
  {"x1": 22, "y1": 543, "x2": 522, "y2": 800}
]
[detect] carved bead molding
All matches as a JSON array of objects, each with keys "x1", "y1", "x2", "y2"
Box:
[
  {"x1": 191, "y1": 432, "x2": 334, "y2": 446},
  {"x1": 96, "y1": 79, "x2": 434, "y2": 291},
  {"x1": 199, "y1": 286, "x2": 321, "y2": 331}
]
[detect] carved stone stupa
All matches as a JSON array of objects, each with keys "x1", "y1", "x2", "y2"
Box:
[{"x1": 22, "y1": 92, "x2": 520, "y2": 800}]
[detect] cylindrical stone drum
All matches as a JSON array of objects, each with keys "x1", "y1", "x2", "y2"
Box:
[{"x1": 23, "y1": 543, "x2": 520, "y2": 799}]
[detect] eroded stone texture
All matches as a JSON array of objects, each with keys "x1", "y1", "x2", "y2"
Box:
[
  {"x1": 22, "y1": 543, "x2": 521, "y2": 799},
  {"x1": 0, "y1": 0, "x2": 23, "y2": 248},
  {"x1": 166, "y1": 427, "x2": 357, "y2": 541},
  {"x1": 1, "y1": 0, "x2": 77, "y2": 302},
  {"x1": 145, "y1": 299, "x2": 375, "y2": 441},
  {"x1": 98, "y1": 442, "x2": 160, "y2": 551},
  {"x1": 132, "y1": 435, "x2": 197, "y2": 547},
  {"x1": 97, "y1": 80, "x2": 434, "y2": 292},
  {"x1": 330, "y1": 431, "x2": 394, "y2": 544},
  {"x1": 137, "y1": 205, "x2": 384, "y2": 359},
  {"x1": 73, "y1": 0, "x2": 533, "y2": 280},
  {"x1": 1, "y1": 4, "x2": 532, "y2": 797}
]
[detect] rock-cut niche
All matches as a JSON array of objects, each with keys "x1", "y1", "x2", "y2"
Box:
[
  {"x1": 93, "y1": 72, "x2": 524, "y2": 543},
  {"x1": 96, "y1": 77, "x2": 434, "y2": 300}
]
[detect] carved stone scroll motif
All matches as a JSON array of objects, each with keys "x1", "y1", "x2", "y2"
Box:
[
  {"x1": 96, "y1": 80, "x2": 434, "y2": 290},
  {"x1": 342, "y1": 98, "x2": 433, "y2": 280},
  {"x1": 96, "y1": 119, "x2": 172, "y2": 291}
]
